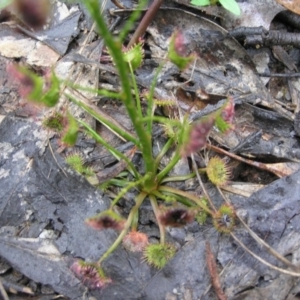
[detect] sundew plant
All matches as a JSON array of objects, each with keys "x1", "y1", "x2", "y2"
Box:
[{"x1": 7, "y1": 0, "x2": 240, "y2": 289}]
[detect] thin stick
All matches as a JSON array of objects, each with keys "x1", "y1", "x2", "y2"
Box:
[
  {"x1": 206, "y1": 144, "x2": 288, "y2": 178},
  {"x1": 127, "y1": 0, "x2": 164, "y2": 48}
]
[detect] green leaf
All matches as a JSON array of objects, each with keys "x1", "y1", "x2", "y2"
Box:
[
  {"x1": 190, "y1": 0, "x2": 210, "y2": 6},
  {"x1": 219, "y1": 0, "x2": 240, "y2": 15}
]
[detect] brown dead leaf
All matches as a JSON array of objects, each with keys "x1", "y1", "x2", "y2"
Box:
[{"x1": 276, "y1": 0, "x2": 300, "y2": 15}]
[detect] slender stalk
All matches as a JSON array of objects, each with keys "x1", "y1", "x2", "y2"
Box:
[
  {"x1": 157, "y1": 149, "x2": 181, "y2": 183},
  {"x1": 230, "y1": 233, "x2": 300, "y2": 276},
  {"x1": 149, "y1": 195, "x2": 166, "y2": 245},
  {"x1": 64, "y1": 81, "x2": 120, "y2": 99},
  {"x1": 152, "y1": 190, "x2": 194, "y2": 207},
  {"x1": 219, "y1": 187, "x2": 300, "y2": 272},
  {"x1": 85, "y1": 0, "x2": 155, "y2": 184},
  {"x1": 110, "y1": 175, "x2": 149, "y2": 208},
  {"x1": 148, "y1": 115, "x2": 186, "y2": 184},
  {"x1": 67, "y1": 93, "x2": 138, "y2": 144},
  {"x1": 141, "y1": 116, "x2": 182, "y2": 127},
  {"x1": 105, "y1": 178, "x2": 130, "y2": 187},
  {"x1": 78, "y1": 120, "x2": 140, "y2": 179},
  {"x1": 129, "y1": 63, "x2": 142, "y2": 118},
  {"x1": 191, "y1": 154, "x2": 216, "y2": 211},
  {"x1": 147, "y1": 64, "x2": 164, "y2": 133},
  {"x1": 159, "y1": 186, "x2": 212, "y2": 214},
  {"x1": 131, "y1": 210, "x2": 139, "y2": 231},
  {"x1": 160, "y1": 168, "x2": 206, "y2": 183},
  {"x1": 98, "y1": 191, "x2": 147, "y2": 264},
  {"x1": 154, "y1": 137, "x2": 174, "y2": 170}
]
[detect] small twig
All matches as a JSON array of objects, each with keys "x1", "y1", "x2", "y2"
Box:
[
  {"x1": 206, "y1": 144, "x2": 288, "y2": 178},
  {"x1": 127, "y1": 0, "x2": 164, "y2": 48},
  {"x1": 205, "y1": 242, "x2": 227, "y2": 300}
]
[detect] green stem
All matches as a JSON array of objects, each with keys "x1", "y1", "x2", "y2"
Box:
[
  {"x1": 141, "y1": 116, "x2": 182, "y2": 127},
  {"x1": 85, "y1": 0, "x2": 155, "y2": 185},
  {"x1": 157, "y1": 149, "x2": 181, "y2": 183},
  {"x1": 147, "y1": 63, "x2": 164, "y2": 133},
  {"x1": 158, "y1": 186, "x2": 212, "y2": 214},
  {"x1": 67, "y1": 93, "x2": 138, "y2": 144},
  {"x1": 98, "y1": 191, "x2": 147, "y2": 264},
  {"x1": 152, "y1": 190, "x2": 194, "y2": 207},
  {"x1": 64, "y1": 80, "x2": 121, "y2": 99},
  {"x1": 129, "y1": 63, "x2": 142, "y2": 118},
  {"x1": 78, "y1": 119, "x2": 139, "y2": 179},
  {"x1": 154, "y1": 137, "x2": 174, "y2": 171},
  {"x1": 104, "y1": 178, "x2": 130, "y2": 187},
  {"x1": 157, "y1": 116, "x2": 189, "y2": 183},
  {"x1": 110, "y1": 174, "x2": 149, "y2": 208},
  {"x1": 131, "y1": 210, "x2": 139, "y2": 231},
  {"x1": 149, "y1": 195, "x2": 165, "y2": 245},
  {"x1": 160, "y1": 168, "x2": 206, "y2": 183}
]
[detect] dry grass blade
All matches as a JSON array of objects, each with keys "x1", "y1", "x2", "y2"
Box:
[
  {"x1": 235, "y1": 214, "x2": 300, "y2": 272},
  {"x1": 230, "y1": 232, "x2": 300, "y2": 277},
  {"x1": 206, "y1": 242, "x2": 227, "y2": 300},
  {"x1": 218, "y1": 188, "x2": 300, "y2": 274}
]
